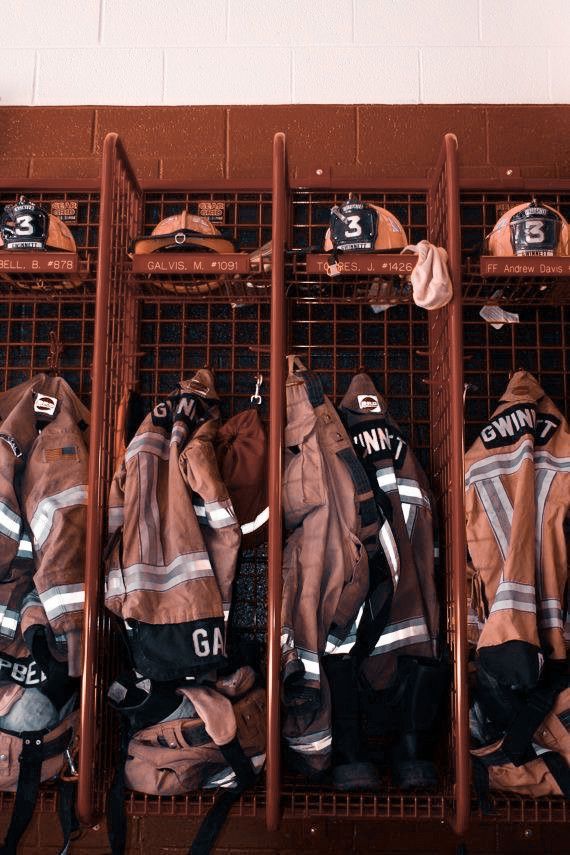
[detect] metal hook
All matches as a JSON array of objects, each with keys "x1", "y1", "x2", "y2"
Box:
[
  {"x1": 46, "y1": 329, "x2": 63, "y2": 375},
  {"x1": 250, "y1": 373, "x2": 263, "y2": 406}
]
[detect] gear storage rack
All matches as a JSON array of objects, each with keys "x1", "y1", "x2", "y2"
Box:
[
  {"x1": 460, "y1": 178, "x2": 570, "y2": 826},
  {"x1": 0, "y1": 134, "x2": 470, "y2": 840},
  {"x1": 77, "y1": 133, "x2": 469, "y2": 838},
  {"x1": 0, "y1": 179, "x2": 100, "y2": 819},
  {"x1": 278, "y1": 133, "x2": 468, "y2": 834}
]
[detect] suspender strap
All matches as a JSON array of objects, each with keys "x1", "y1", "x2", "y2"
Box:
[
  {"x1": 300, "y1": 371, "x2": 325, "y2": 408},
  {"x1": 57, "y1": 777, "x2": 79, "y2": 855},
  {"x1": 189, "y1": 738, "x2": 256, "y2": 855},
  {"x1": 0, "y1": 727, "x2": 71, "y2": 855},
  {"x1": 542, "y1": 751, "x2": 570, "y2": 797},
  {"x1": 336, "y1": 447, "x2": 379, "y2": 530}
]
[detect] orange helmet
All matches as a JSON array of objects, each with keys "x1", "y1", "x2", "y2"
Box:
[
  {"x1": 0, "y1": 196, "x2": 75, "y2": 253},
  {"x1": 132, "y1": 211, "x2": 236, "y2": 295},
  {"x1": 132, "y1": 211, "x2": 234, "y2": 256},
  {"x1": 487, "y1": 200, "x2": 569, "y2": 257},
  {"x1": 323, "y1": 198, "x2": 407, "y2": 253}
]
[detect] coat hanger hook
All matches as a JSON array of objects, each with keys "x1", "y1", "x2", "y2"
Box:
[
  {"x1": 46, "y1": 329, "x2": 63, "y2": 376},
  {"x1": 250, "y1": 373, "x2": 263, "y2": 406}
]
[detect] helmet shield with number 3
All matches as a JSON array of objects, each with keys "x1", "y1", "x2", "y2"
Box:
[
  {"x1": 0, "y1": 197, "x2": 75, "y2": 253},
  {"x1": 324, "y1": 199, "x2": 407, "y2": 253},
  {"x1": 488, "y1": 200, "x2": 569, "y2": 257}
]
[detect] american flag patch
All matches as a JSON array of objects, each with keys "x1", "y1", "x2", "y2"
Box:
[{"x1": 43, "y1": 446, "x2": 78, "y2": 462}]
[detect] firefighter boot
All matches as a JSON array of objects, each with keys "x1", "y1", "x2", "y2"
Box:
[
  {"x1": 389, "y1": 656, "x2": 449, "y2": 790},
  {"x1": 323, "y1": 654, "x2": 380, "y2": 791}
]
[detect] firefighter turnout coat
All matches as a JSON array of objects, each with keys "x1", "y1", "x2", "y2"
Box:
[
  {"x1": 465, "y1": 370, "x2": 570, "y2": 689},
  {"x1": 0, "y1": 374, "x2": 89, "y2": 678},
  {"x1": 280, "y1": 360, "x2": 379, "y2": 774},
  {"x1": 105, "y1": 370, "x2": 241, "y2": 681},
  {"x1": 339, "y1": 373, "x2": 439, "y2": 690}
]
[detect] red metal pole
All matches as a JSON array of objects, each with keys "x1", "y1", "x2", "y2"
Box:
[
  {"x1": 444, "y1": 132, "x2": 470, "y2": 837},
  {"x1": 77, "y1": 132, "x2": 117, "y2": 827},
  {"x1": 266, "y1": 132, "x2": 286, "y2": 832}
]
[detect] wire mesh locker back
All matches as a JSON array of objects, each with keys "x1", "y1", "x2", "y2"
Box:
[
  {"x1": 0, "y1": 184, "x2": 100, "y2": 814},
  {"x1": 460, "y1": 184, "x2": 570, "y2": 825}
]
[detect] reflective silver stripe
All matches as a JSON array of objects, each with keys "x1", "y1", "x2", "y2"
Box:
[
  {"x1": 465, "y1": 439, "x2": 534, "y2": 488},
  {"x1": 205, "y1": 753, "x2": 266, "y2": 788},
  {"x1": 325, "y1": 604, "x2": 364, "y2": 654},
  {"x1": 0, "y1": 501, "x2": 21, "y2": 541},
  {"x1": 280, "y1": 627, "x2": 295, "y2": 653},
  {"x1": 170, "y1": 423, "x2": 187, "y2": 447},
  {"x1": 287, "y1": 734, "x2": 332, "y2": 754},
  {"x1": 372, "y1": 617, "x2": 430, "y2": 654},
  {"x1": 106, "y1": 552, "x2": 213, "y2": 596},
  {"x1": 193, "y1": 500, "x2": 237, "y2": 529},
  {"x1": 474, "y1": 480, "x2": 512, "y2": 560},
  {"x1": 108, "y1": 506, "x2": 124, "y2": 535},
  {"x1": 125, "y1": 432, "x2": 169, "y2": 463},
  {"x1": 30, "y1": 485, "x2": 87, "y2": 549},
  {"x1": 402, "y1": 502, "x2": 417, "y2": 539},
  {"x1": 490, "y1": 580, "x2": 536, "y2": 615},
  {"x1": 534, "y1": 451, "x2": 570, "y2": 471},
  {"x1": 286, "y1": 729, "x2": 332, "y2": 754},
  {"x1": 241, "y1": 506, "x2": 269, "y2": 535},
  {"x1": 298, "y1": 649, "x2": 319, "y2": 679},
  {"x1": 0, "y1": 605, "x2": 19, "y2": 636},
  {"x1": 396, "y1": 479, "x2": 431, "y2": 508},
  {"x1": 535, "y1": 468, "x2": 556, "y2": 605},
  {"x1": 16, "y1": 535, "x2": 33, "y2": 558},
  {"x1": 40, "y1": 584, "x2": 85, "y2": 619},
  {"x1": 379, "y1": 519, "x2": 399, "y2": 586},
  {"x1": 538, "y1": 598, "x2": 563, "y2": 630},
  {"x1": 376, "y1": 469, "x2": 397, "y2": 491},
  {"x1": 138, "y1": 452, "x2": 164, "y2": 567}
]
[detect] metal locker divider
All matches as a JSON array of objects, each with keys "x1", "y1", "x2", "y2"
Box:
[{"x1": 78, "y1": 133, "x2": 143, "y2": 825}]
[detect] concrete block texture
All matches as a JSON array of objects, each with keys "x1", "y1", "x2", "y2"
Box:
[
  {"x1": 354, "y1": 0, "x2": 480, "y2": 45},
  {"x1": 479, "y1": 0, "x2": 570, "y2": 46},
  {"x1": 102, "y1": 0, "x2": 227, "y2": 46},
  {"x1": 0, "y1": 50, "x2": 36, "y2": 105},
  {"x1": 165, "y1": 47, "x2": 292, "y2": 104},
  {"x1": 35, "y1": 48, "x2": 164, "y2": 105},
  {"x1": 421, "y1": 46, "x2": 550, "y2": 103},
  {"x1": 2, "y1": 0, "x2": 100, "y2": 47},
  {"x1": 293, "y1": 46, "x2": 419, "y2": 103},
  {"x1": 228, "y1": 0, "x2": 352, "y2": 45},
  {"x1": 2, "y1": 0, "x2": 570, "y2": 103}
]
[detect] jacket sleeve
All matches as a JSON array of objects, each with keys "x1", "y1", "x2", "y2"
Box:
[
  {"x1": 22, "y1": 416, "x2": 89, "y2": 676},
  {"x1": 104, "y1": 454, "x2": 127, "y2": 617},
  {"x1": 179, "y1": 435, "x2": 241, "y2": 621}
]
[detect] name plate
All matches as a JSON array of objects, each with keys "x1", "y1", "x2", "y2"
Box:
[
  {"x1": 0, "y1": 252, "x2": 78, "y2": 273},
  {"x1": 480, "y1": 256, "x2": 570, "y2": 277},
  {"x1": 133, "y1": 253, "x2": 250, "y2": 275},
  {"x1": 306, "y1": 254, "x2": 417, "y2": 276}
]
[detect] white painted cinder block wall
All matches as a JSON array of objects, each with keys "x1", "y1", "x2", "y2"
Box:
[{"x1": 1, "y1": 0, "x2": 569, "y2": 106}]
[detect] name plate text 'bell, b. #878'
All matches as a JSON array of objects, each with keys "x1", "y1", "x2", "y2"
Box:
[{"x1": 0, "y1": 252, "x2": 78, "y2": 272}]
